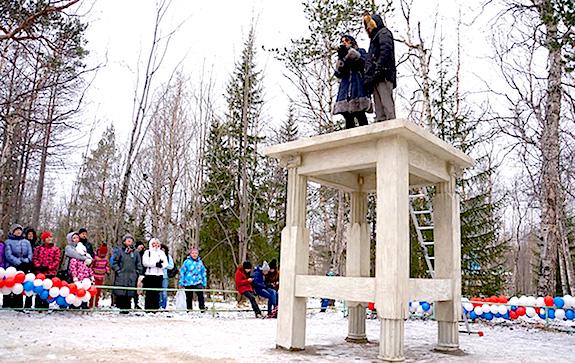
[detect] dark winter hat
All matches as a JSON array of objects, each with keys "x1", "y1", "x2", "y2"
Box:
[
  {"x1": 122, "y1": 234, "x2": 134, "y2": 242},
  {"x1": 242, "y1": 261, "x2": 252, "y2": 270},
  {"x1": 10, "y1": 224, "x2": 23, "y2": 233},
  {"x1": 78, "y1": 227, "x2": 88, "y2": 234},
  {"x1": 341, "y1": 34, "x2": 357, "y2": 47},
  {"x1": 269, "y1": 259, "x2": 277, "y2": 270}
]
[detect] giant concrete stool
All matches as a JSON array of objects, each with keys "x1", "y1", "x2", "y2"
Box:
[{"x1": 265, "y1": 119, "x2": 474, "y2": 362}]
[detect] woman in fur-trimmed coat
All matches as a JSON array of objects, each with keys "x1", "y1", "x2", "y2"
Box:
[{"x1": 333, "y1": 34, "x2": 372, "y2": 129}]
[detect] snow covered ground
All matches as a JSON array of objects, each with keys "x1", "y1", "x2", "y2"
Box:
[{"x1": 1, "y1": 306, "x2": 575, "y2": 363}]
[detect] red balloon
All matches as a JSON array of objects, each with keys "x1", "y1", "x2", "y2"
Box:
[
  {"x1": 535, "y1": 307, "x2": 541, "y2": 315},
  {"x1": 61, "y1": 281, "x2": 68, "y2": 288},
  {"x1": 36, "y1": 273, "x2": 46, "y2": 281},
  {"x1": 76, "y1": 288, "x2": 86, "y2": 298},
  {"x1": 14, "y1": 272, "x2": 25, "y2": 284},
  {"x1": 68, "y1": 283, "x2": 77, "y2": 294},
  {"x1": 498, "y1": 295, "x2": 508, "y2": 304},
  {"x1": 51, "y1": 277, "x2": 62, "y2": 288},
  {"x1": 5, "y1": 276, "x2": 15, "y2": 288},
  {"x1": 0, "y1": 279, "x2": 5, "y2": 288},
  {"x1": 544, "y1": 296, "x2": 554, "y2": 307},
  {"x1": 516, "y1": 306, "x2": 526, "y2": 316},
  {"x1": 88, "y1": 286, "x2": 97, "y2": 296},
  {"x1": 509, "y1": 310, "x2": 518, "y2": 320}
]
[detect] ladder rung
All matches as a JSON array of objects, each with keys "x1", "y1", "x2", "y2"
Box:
[
  {"x1": 413, "y1": 210, "x2": 432, "y2": 215},
  {"x1": 409, "y1": 194, "x2": 426, "y2": 198},
  {"x1": 422, "y1": 241, "x2": 434, "y2": 246},
  {"x1": 428, "y1": 256, "x2": 435, "y2": 260},
  {"x1": 418, "y1": 226, "x2": 434, "y2": 230}
]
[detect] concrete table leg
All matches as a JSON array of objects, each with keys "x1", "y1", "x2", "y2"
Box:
[
  {"x1": 433, "y1": 174, "x2": 461, "y2": 352},
  {"x1": 276, "y1": 167, "x2": 310, "y2": 351},
  {"x1": 346, "y1": 191, "x2": 370, "y2": 343},
  {"x1": 374, "y1": 137, "x2": 409, "y2": 362}
]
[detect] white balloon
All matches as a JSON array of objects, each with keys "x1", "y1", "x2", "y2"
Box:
[
  {"x1": 65, "y1": 294, "x2": 75, "y2": 304},
  {"x1": 555, "y1": 309, "x2": 566, "y2": 320},
  {"x1": 59, "y1": 286, "x2": 70, "y2": 297},
  {"x1": 42, "y1": 279, "x2": 53, "y2": 289},
  {"x1": 535, "y1": 297, "x2": 545, "y2": 307},
  {"x1": 81, "y1": 278, "x2": 92, "y2": 290},
  {"x1": 563, "y1": 295, "x2": 573, "y2": 309},
  {"x1": 481, "y1": 304, "x2": 491, "y2": 314},
  {"x1": 526, "y1": 307, "x2": 536, "y2": 317},
  {"x1": 33, "y1": 279, "x2": 43, "y2": 287},
  {"x1": 49, "y1": 287, "x2": 60, "y2": 298},
  {"x1": 498, "y1": 304, "x2": 508, "y2": 315},
  {"x1": 508, "y1": 296, "x2": 519, "y2": 305},
  {"x1": 0, "y1": 267, "x2": 6, "y2": 279},
  {"x1": 5, "y1": 266, "x2": 17, "y2": 277},
  {"x1": 526, "y1": 296, "x2": 536, "y2": 307},
  {"x1": 73, "y1": 297, "x2": 82, "y2": 307},
  {"x1": 416, "y1": 305, "x2": 424, "y2": 314},
  {"x1": 518, "y1": 295, "x2": 528, "y2": 306},
  {"x1": 12, "y1": 283, "x2": 23, "y2": 295},
  {"x1": 81, "y1": 291, "x2": 92, "y2": 302},
  {"x1": 24, "y1": 273, "x2": 35, "y2": 282},
  {"x1": 474, "y1": 306, "x2": 483, "y2": 315},
  {"x1": 489, "y1": 304, "x2": 499, "y2": 314},
  {"x1": 1, "y1": 286, "x2": 12, "y2": 295},
  {"x1": 463, "y1": 303, "x2": 474, "y2": 312}
]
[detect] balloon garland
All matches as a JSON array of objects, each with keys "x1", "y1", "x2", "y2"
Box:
[{"x1": 0, "y1": 266, "x2": 97, "y2": 308}]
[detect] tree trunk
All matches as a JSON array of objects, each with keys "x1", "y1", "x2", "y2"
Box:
[{"x1": 537, "y1": 9, "x2": 564, "y2": 295}]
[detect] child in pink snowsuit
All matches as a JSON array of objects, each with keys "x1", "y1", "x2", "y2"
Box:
[{"x1": 68, "y1": 240, "x2": 94, "y2": 282}]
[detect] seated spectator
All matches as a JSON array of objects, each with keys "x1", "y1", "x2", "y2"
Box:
[
  {"x1": 252, "y1": 261, "x2": 278, "y2": 318},
  {"x1": 265, "y1": 258, "x2": 279, "y2": 291},
  {"x1": 235, "y1": 261, "x2": 262, "y2": 318}
]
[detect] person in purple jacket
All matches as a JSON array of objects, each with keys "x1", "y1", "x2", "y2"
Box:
[
  {"x1": 0, "y1": 229, "x2": 5, "y2": 269},
  {"x1": 3, "y1": 224, "x2": 33, "y2": 308}
]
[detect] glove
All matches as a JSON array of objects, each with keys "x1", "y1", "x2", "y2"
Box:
[
  {"x1": 337, "y1": 44, "x2": 348, "y2": 60},
  {"x1": 156, "y1": 261, "x2": 163, "y2": 268},
  {"x1": 84, "y1": 258, "x2": 93, "y2": 266},
  {"x1": 22, "y1": 258, "x2": 30, "y2": 264}
]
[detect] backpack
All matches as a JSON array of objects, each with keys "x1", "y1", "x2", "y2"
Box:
[{"x1": 167, "y1": 255, "x2": 178, "y2": 278}]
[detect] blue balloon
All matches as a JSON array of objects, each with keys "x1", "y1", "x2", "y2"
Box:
[
  {"x1": 23, "y1": 281, "x2": 34, "y2": 292},
  {"x1": 539, "y1": 312, "x2": 546, "y2": 319},
  {"x1": 553, "y1": 297, "x2": 565, "y2": 309},
  {"x1": 503, "y1": 312, "x2": 510, "y2": 320},
  {"x1": 56, "y1": 296, "x2": 66, "y2": 306},
  {"x1": 40, "y1": 290, "x2": 49, "y2": 300},
  {"x1": 548, "y1": 309, "x2": 556, "y2": 319},
  {"x1": 33, "y1": 285, "x2": 43, "y2": 294},
  {"x1": 47, "y1": 297, "x2": 55, "y2": 304},
  {"x1": 565, "y1": 309, "x2": 575, "y2": 320},
  {"x1": 483, "y1": 312, "x2": 493, "y2": 320},
  {"x1": 511, "y1": 305, "x2": 518, "y2": 311},
  {"x1": 420, "y1": 302, "x2": 431, "y2": 311},
  {"x1": 469, "y1": 311, "x2": 478, "y2": 320}
]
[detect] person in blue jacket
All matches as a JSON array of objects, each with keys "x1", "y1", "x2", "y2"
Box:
[
  {"x1": 4, "y1": 224, "x2": 33, "y2": 308},
  {"x1": 252, "y1": 261, "x2": 278, "y2": 318},
  {"x1": 178, "y1": 247, "x2": 206, "y2": 311}
]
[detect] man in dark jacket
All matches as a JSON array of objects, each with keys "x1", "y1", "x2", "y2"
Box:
[
  {"x1": 363, "y1": 13, "x2": 396, "y2": 121},
  {"x1": 78, "y1": 227, "x2": 94, "y2": 258},
  {"x1": 111, "y1": 234, "x2": 143, "y2": 311}
]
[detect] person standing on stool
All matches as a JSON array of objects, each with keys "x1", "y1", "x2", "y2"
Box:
[
  {"x1": 363, "y1": 13, "x2": 396, "y2": 121},
  {"x1": 333, "y1": 34, "x2": 372, "y2": 129}
]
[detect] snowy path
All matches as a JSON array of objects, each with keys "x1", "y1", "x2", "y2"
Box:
[{"x1": 1, "y1": 310, "x2": 574, "y2": 362}]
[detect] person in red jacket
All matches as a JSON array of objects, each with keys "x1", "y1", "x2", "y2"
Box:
[
  {"x1": 235, "y1": 261, "x2": 262, "y2": 318},
  {"x1": 32, "y1": 231, "x2": 61, "y2": 309}
]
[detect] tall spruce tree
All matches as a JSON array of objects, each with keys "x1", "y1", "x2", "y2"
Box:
[{"x1": 200, "y1": 27, "x2": 268, "y2": 285}]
